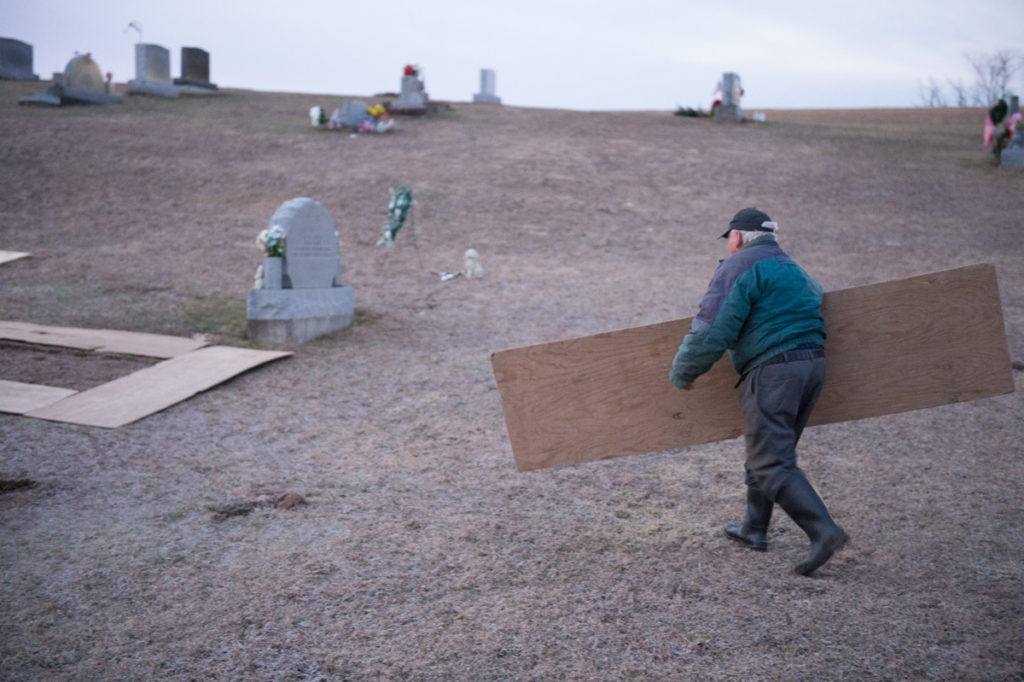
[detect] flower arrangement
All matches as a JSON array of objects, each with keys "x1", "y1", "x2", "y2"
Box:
[
  {"x1": 403, "y1": 64, "x2": 420, "y2": 77},
  {"x1": 368, "y1": 103, "x2": 386, "y2": 120},
  {"x1": 309, "y1": 105, "x2": 327, "y2": 127},
  {"x1": 378, "y1": 186, "x2": 412, "y2": 248},
  {"x1": 257, "y1": 225, "x2": 286, "y2": 257}
]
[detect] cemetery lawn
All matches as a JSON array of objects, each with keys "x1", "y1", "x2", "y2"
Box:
[{"x1": 1, "y1": 80, "x2": 1023, "y2": 680}]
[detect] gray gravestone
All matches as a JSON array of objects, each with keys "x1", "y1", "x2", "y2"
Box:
[
  {"x1": 275, "y1": 199, "x2": 342, "y2": 289},
  {"x1": 1001, "y1": 120, "x2": 1024, "y2": 168},
  {"x1": 247, "y1": 198, "x2": 353, "y2": 344},
  {"x1": 336, "y1": 100, "x2": 370, "y2": 127},
  {"x1": 714, "y1": 72, "x2": 745, "y2": 120},
  {"x1": 393, "y1": 74, "x2": 426, "y2": 111},
  {"x1": 127, "y1": 43, "x2": 179, "y2": 97},
  {"x1": 473, "y1": 68, "x2": 501, "y2": 104},
  {"x1": 174, "y1": 47, "x2": 218, "y2": 91},
  {"x1": 19, "y1": 53, "x2": 121, "y2": 105},
  {"x1": 0, "y1": 38, "x2": 39, "y2": 80}
]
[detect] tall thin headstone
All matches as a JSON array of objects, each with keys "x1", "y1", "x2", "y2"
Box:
[
  {"x1": 473, "y1": 69, "x2": 501, "y2": 104},
  {"x1": 714, "y1": 72, "x2": 745, "y2": 121},
  {"x1": 0, "y1": 38, "x2": 39, "y2": 80},
  {"x1": 127, "y1": 43, "x2": 179, "y2": 97}
]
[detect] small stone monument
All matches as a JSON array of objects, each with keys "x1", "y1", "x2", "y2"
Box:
[
  {"x1": 173, "y1": 47, "x2": 218, "y2": 92},
  {"x1": 473, "y1": 69, "x2": 501, "y2": 104},
  {"x1": 0, "y1": 38, "x2": 39, "y2": 80},
  {"x1": 392, "y1": 66, "x2": 427, "y2": 113},
  {"x1": 335, "y1": 100, "x2": 370, "y2": 127},
  {"x1": 19, "y1": 53, "x2": 122, "y2": 106},
  {"x1": 714, "y1": 72, "x2": 745, "y2": 121},
  {"x1": 127, "y1": 43, "x2": 179, "y2": 97},
  {"x1": 1001, "y1": 123, "x2": 1024, "y2": 169},
  {"x1": 247, "y1": 198, "x2": 354, "y2": 344}
]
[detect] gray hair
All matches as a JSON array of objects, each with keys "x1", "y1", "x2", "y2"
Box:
[{"x1": 736, "y1": 227, "x2": 778, "y2": 245}]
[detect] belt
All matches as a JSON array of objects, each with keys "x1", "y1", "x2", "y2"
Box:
[
  {"x1": 736, "y1": 347, "x2": 825, "y2": 387},
  {"x1": 759, "y1": 347, "x2": 825, "y2": 367}
]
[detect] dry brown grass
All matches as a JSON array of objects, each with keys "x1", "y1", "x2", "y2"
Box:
[{"x1": 1, "y1": 80, "x2": 1022, "y2": 681}]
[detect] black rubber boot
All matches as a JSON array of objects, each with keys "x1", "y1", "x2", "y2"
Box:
[
  {"x1": 775, "y1": 471, "x2": 849, "y2": 576},
  {"x1": 724, "y1": 485, "x2": 773, "y2": 551}
]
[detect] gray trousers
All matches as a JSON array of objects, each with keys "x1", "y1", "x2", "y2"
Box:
[{"x1": 737, "y1": 355, "x2": 826, "y2": 501}]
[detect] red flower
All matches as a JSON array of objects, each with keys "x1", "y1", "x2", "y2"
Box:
[{"x1": 404, "y1": 65, "x2": 416, "y2": 76}]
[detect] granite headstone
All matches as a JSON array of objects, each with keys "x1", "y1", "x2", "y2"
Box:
[
  {"x1": 393, "y1": 74, "x2": 426, "y2": 112},
  {"x1": 336, "y1": 100, "x2": 370, "y2": 127},
  {"x1": 174, "y1": 47, "x2": 218, "y2": 91},
  {"x1": 247, "y1": 198, "x2": 354, "y2": 344},
  {"x1": 0, "y1": 38, "x2": 39, "y2": 80},
  {"x1": 127, "y1": 43, "x2": 179, "y2": 97},
  {"x1": 473, "y1": 68, "x2": 501, "y2": 104},
  {"x1": 1001, "y1": 120, "x2": 1024, "y2": 168},
  {"x1": 714, "y1": 72, "x2": 745, "y2": 120}
]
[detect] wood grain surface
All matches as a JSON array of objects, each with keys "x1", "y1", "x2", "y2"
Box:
[
  {"x1": 0, "y1": 250, "x2": 30, "y2": 266},
  {"x1": 0, "y1": 379, "x2": 77, "y2": 414},
  {"x1": 0, "y1": 321, "x2": 207, "y2": 358},
  {"x1": 24, "y1": 346, "x2": 292, "y2": 428},
  {"x1": 491, "y1": 264, "x2": 1014, "y2": 471}
]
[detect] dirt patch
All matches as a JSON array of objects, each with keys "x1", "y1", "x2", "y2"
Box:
[{"x1": 0, "y1": 340, "x2": 157, "y2": 391}]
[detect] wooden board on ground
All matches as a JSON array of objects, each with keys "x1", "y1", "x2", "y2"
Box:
[
  {"x1": 0, "y1": 380, "x2": 77, "y2": 414},
  {"x1": 0, "y1": 250, "x2": 30, "y2": 265},
  {"x1": 491, "y1": 264, "x2": 1014, "y2": 471},
  {"x1": 0, "y1": 321, "x2": 207, "y2": 358},
  {"x1": 24, "y1": 346, "x2": 292, "y2": 428}
]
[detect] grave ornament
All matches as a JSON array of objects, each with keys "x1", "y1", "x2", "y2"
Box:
[
  {"x1": 378, "y1": 187, "x2": 413, "y2": 248},
  {"x1": 19, "y1": 53, "x2": 122, "y2": 106}
]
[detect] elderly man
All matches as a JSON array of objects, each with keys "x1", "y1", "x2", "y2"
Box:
[{"x1": 669, "y1": 208, "x2": 849, "y2": 576}]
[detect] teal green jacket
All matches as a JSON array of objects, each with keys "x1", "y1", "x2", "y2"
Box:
[{"x1": 669, "y1": 236, "x2": 825, "y2": 388}]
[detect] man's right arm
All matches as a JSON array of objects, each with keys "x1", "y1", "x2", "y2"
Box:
[{"x1": 668, "y1": 260, "x2": 755, "y2": 388}]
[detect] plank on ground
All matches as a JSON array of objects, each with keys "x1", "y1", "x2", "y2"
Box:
[
  {"x1": 24, "y1": 346, "x2": 292, "y2": 428},
  {"x1": 491, "y1": 264, "x2": 1014, "y2": 471},
  {"x1": 0, "y1": 321, "x2": 207, "y2": 358},
  {"x1": 0, "y1": 250, "x2": 30, "y2": 265},
  {"x1": 0, "y1": 380, "x2": 77, "y2": 414}
]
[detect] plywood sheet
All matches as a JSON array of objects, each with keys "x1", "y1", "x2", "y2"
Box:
[
  {"x1": 0, "y1": 321, "x2": 207, "y2": 358},
  {"x1": 0, "y1": 250, "x2": 30, "y2": 265},
  {"x1": 0, "y1": 380, "x2": 77, "y2": 414},
  {"x1": 491, "y1": 264, "x2": 1014, "y2": 471},
  {"x1": 24, "y1": 346, "x2": 292, "y2": 428}
]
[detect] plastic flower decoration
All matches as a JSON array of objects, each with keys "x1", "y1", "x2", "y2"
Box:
[
  {"x1": 403, "y1": 64, "x2": 420, "y2": 77},
  {"x1": 378, "y1": 186, "x2": 413, "y2": 248},
  {"x1": 309, "y1": 106, "x2": 327, "y2": 127},
  {"x1": 257, "y1": 225, "x2": 286, "y2": 257}
]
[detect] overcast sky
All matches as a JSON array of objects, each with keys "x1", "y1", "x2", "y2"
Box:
[{"x1": 4, "y1": 0, "x2": 1023, "y2": 110}]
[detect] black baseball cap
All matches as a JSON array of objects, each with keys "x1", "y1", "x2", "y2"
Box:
[{"x1": 719, "y1": 207, "x2": 778, "y2": 239}]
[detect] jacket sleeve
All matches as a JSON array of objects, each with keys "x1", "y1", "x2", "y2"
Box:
[{"x1": 669, "y1": 264, "x2": 755, "y2": 387}]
